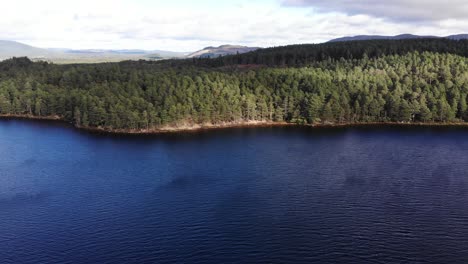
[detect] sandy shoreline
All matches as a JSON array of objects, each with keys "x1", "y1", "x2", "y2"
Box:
[{"x1": 2, "y1": 114, "x2": 468, "y2": 135}]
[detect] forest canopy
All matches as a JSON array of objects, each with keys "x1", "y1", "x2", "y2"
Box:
[{"x1": 0, "y1": 39, "x2": 467, "y2": 131}]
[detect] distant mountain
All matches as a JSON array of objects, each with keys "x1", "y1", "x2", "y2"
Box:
[
  {"x1": 328, "y1": 34, "x2": 468, "y2": 42},
  {"x1": 0, "y1": 40, "x2": 186, "y2": 63},
  {"x1": 61, "y1": 49, "x2": 186, "y2": 58},
  {"x1": 187, "y1": 45, "x2": 260, "y2": 58},
  {"x1": 0, "y1": 40, "x2": 56, "y2": 60},
  {"x1": 0, "y1": 41, "x2": 261, "y2": 62},
  {"x1": 447, "y1": 34, "x2": 468, "y2": 40}
]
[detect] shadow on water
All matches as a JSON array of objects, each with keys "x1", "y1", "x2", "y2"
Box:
[
  {"x1": 157, "y1": 173, "x2": 217, "y2": 191},
  {"x1": 21, "y1": 158, "x2": 37, "y2": 166},
  {"x1": 4, "y1": 117, "x2": 468, "y2": 143},
  {"x1": 0, "y1": 191, "x2": 50, "y2": 207}
]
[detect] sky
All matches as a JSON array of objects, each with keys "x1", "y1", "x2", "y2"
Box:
[{"x1": 1, "y1": 0, "x2": 466, "y2": 51}]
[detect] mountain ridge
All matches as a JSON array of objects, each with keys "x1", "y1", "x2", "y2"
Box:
[
  {"x1": 0, "y1": 40, "x2": 186, "y2": 63},
  {"x1": 0, "y1": 40, "x2": 55, "y2": 59},
  {"x1": 2, "y1": 35, "x2": 466, "y2": 63},
  {"x1": 0, "y1": 40, "x2": 258, "y2": 62},
  {"x1": 187, "y1": 45, "x2": 260, "y2": 58},
  {"x1": 329, "y1": 34, "x2": 468, "y2": 42}
]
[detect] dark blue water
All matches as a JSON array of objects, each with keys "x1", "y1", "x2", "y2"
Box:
[{"x1": 2, "y1": 120, "x2": 468, "y2": 263}]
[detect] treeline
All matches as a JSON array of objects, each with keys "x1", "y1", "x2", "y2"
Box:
[
  {"x1": 0, "y1": 39, "x2": 467, "y2": 131},
  {"x1": 195, "y1": 38, "x2": 468, "y2": 67}
]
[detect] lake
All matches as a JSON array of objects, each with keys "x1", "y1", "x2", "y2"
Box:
[{"x1": 1, "y1": 119, "x2": 468, "y2": 263}]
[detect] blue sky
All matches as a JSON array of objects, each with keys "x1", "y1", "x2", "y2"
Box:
[{"x1": 1, "y1": 0, "x2": 466, "y2": 51}]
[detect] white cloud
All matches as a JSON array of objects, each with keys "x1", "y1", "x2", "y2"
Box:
[
  {"x1": 0, "y1": 0, "x2": 466, "y2": 51},
  {"x1": 283, "y1": 0, "x2": 468, "y2": 22}
]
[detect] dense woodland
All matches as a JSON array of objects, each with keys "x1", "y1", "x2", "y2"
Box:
[
  {"x1": 0, "y1": 39, "x2": 467, "y2": 131},
  {"x1": 198, "y1": 38, "x2": 468, "y2": 67}
]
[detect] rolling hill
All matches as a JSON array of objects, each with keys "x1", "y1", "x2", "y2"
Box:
[
  {"x1": 0, "y1": 40, "x2": 256, "y2": 63},
  {"x1": 0, "y1": 40, "x2": 186, "y2": 63},
  {"x1": 0, "y1": 40, "x2": 55, "y2": 60},
  {"x1": 187, "y1": 45, "x2": 260, "y2": 58}
]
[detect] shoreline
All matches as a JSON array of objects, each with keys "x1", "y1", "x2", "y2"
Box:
[{"x1": 2, "y1": 114, "x2": 468, "y2": 135}]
